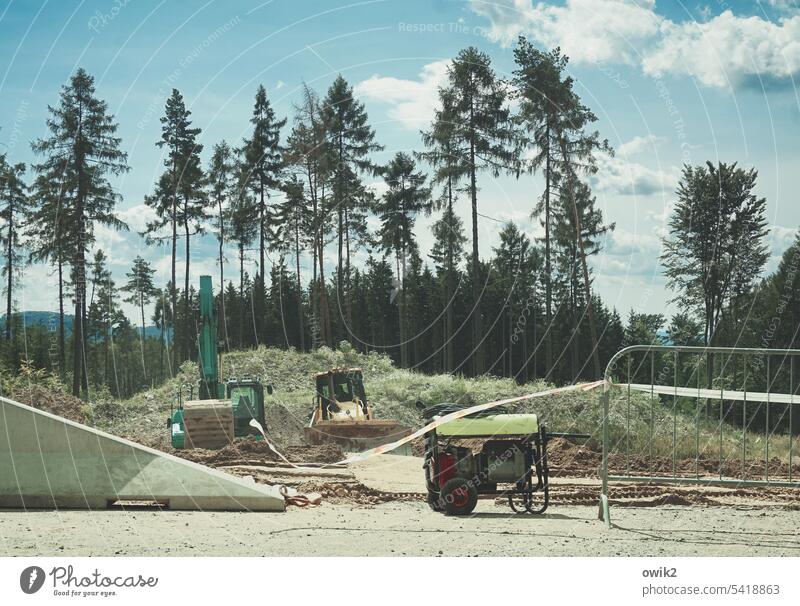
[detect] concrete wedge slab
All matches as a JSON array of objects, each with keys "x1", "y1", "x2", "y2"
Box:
[{"x1": 0, "y1": 396, "x2": 285, "y2": 511}]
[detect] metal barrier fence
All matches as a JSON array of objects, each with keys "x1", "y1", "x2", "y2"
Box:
[{"x1": 599, "y1": 345, "x2": 800, "y2": 526}]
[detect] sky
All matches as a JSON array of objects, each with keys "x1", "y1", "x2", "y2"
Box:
[{"x1": 0, "y1": 0, "x2": 799, "y2": 325}]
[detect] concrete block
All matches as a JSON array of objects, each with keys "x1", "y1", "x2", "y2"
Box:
[{"x1": 0, "y1": 396, "x2": 285, "y2": 512}]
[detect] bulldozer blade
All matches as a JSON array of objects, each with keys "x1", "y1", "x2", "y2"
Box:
[{"x1": 304, "y1": 420, "x2": 412, "y2": 453}]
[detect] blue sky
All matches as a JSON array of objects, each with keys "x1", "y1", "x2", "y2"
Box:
[{"x1": 1, "y1": 0, "x2": 799, "y2": 323}]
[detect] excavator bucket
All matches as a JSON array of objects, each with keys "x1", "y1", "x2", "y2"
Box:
[{"x1": 305, "y1": 368, "x2": 412, "y2": 453}]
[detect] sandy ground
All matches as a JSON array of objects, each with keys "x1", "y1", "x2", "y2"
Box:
[
  {"x1": 1, "y1": 453, "x2": 799, "y2": 557},
  {"x1": 2, "y1": 502, "x2": 800, "y2": 556}
]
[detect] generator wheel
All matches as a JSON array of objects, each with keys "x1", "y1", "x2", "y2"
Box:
[
  {"x1": 440, "y1": 478, "x2": 478, "y2": 516},
  {"x1": 427, "y1": 491, "x2": 444, "y2": 512}
]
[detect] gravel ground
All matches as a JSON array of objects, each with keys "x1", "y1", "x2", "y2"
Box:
[{"x1": 1, "y1": 502, "x2": 799, "y2": 557}]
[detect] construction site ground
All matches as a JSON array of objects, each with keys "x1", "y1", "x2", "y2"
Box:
[{"x1": 2, "y1": 450, "x2": 799, "y2": 556}]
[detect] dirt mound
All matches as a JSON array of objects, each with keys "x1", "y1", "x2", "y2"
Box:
[
  {"x1": 9, "y1": 384, "x2": 85, "y2": 423},
  {"x1": 548, "y1": 437, "x2": 601, "y2": 475},
  {"x1": 294, "y1": 480, "x2": 423, "y2": 506},
  {"x1": 264, "y1": 403, "x2": 306, "y2": 446},
  {"x1": 174, "y1": 437, "x2": 344, "y2": 466},
  {"x1": 547, "y1": 437, "x2": 800, "y2": 481}
]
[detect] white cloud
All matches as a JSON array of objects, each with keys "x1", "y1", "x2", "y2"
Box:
[
  {"x1": 92, "y1": 224, "x2": 128, "y2": 264},
  {"x1": 118, "y1": 203, "x2": 158, "y2": 234},
  {"x1": 366, "y1": 180, "x2": 389, "y2": 198},
  {"x1": 469, "y1": 0, "x2": 800, "y2": 89},
  {"x1": 354, "y1": 60, "x2": 450, "y2": 129},
  {"x1": 470, "y1": 0, "x2": 661, "y2": 64},
  {"x1": 592, "y1": 149, "x2": 679, "y2": 196},
  {"x1": 769, "y1": 224, "x2": 799, "y2": 249},
  {"x1": 617, "y1": 134, "x2": 665, "y2": 156},
  {"x1": 599, "y1": 227, "x2": 664, "y2": 277},
  {"x1": 765, "y1": 0, "x2": 799, "y2": 13},
  {"x1": 644, "y1": 11, "x2": 800, "y2": 89}
]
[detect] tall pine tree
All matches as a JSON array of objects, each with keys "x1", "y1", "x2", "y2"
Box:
[
  {"x1": 241, "y1": 84, "x2": 285, "y2": 343},
  {"x1": 434, "y1": 47, "x2": 515, "y2": 374},
  {"x1": 207, "y1": 141, "x2": 235, "y2": 347},
  {"x1": 321, "y1": 75, "x2": 382, "y2": 338},
  {"x1": 0, "y1": 157, "x2": 30, "y2": 345},
  {"x1": 376, "y1": 152, "x2": 431, "y2": 367},
  {"x1": 121, "y1": 255, "x2": 157, "y2": 378},
  {"x1": 31, "y1": 68, "x2": 128, "y2": 397}
]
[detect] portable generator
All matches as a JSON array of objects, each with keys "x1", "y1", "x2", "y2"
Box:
[{"x1": 422, "y1": 404, "x2": 588, "y2": 516}]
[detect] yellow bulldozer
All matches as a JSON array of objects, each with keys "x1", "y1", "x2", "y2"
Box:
[{"x1": 304, "y1": 368, "x2": 411, "y2": 451}]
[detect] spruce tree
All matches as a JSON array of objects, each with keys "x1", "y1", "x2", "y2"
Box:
[
  {"x1": 552, "y1": 179, "x2": 612, "y2": 379},
  {"x1": 553, "y1": 83, "x2": 610, "y2": 378},
  {"x1": 286, "y1": 84, "x2": 334, "y2": 346},
  {"x1": 434, "y1": 47, "x2": 515, "y2": 375},
  {"x1": 420, "y1": 88, "x2": 470, "y2": 371},
  {"x1": 492, "y1": 223, "x2": 539, "y2": 381},
  {"x1": 121, "y1": 255, "x2": 157, "y2": 378},
  {"x1": 87, "y1": 249, "x2": 123, "y2": 393},
  {"x1": 430, "y1": 204, "x2": 467, "y2": 372},
  {"x1": 0, "y1": 157, "x2": 30, "y2": 344},
  {"x1": 152, "y1": 286, "x2": 172, "y2": 381},
  {"x1": 31, "y1": 68, "x2": 128, "y2": 397},
  {"x1": 276, "y1": 176, "x2": 311, "y2": 350},
  {"x1": 176, "y1": 114, "x2": 206, "y2": 363},
  {"x1": 376, "y1": 152, "x2": 431, "y2": 367},
  {"x1": 512, "y1": 38, "x2": 611, "y2": 378},
  {"x1": 144, "y1": 88, "x2": 204, "y2": 364},
  {"x1": 241, "y1": 85, "x2": 286, "y2": 343},
  {"x1": 27, "y1": 163, "x2": 71, "y2": 376},
  {"x1": 227, "y1": 180, "x2": 259, "y2": 346},
  {"x1": 207, "y1": 141, "x2": 235, "y2": 347},
  {"x1": 321, "y1": 75, "x2": 382, "y2": 336},
  {"x1": 512, "y1": 39, "x2": 572, "y2": 377}
]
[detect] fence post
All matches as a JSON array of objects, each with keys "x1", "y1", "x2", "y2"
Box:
[{"x1": 599, "y1": 385, "x2": 611, "y2": 527}]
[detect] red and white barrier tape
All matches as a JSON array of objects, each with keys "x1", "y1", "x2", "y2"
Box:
[{"x1": 249, "y1": 380, "x2": 605, "y2": 469}]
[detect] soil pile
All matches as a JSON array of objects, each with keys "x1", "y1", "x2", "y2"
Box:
[
  {"x1": 174, "y1": 437, "x2": 344, "y2": 466},
  {"x1": 548, "y1": 437, "x2": 601, "y2": 475},
  {"x1": 264, "y1": 403, "x2": 306, "y2": 446},
  {"x1": 9, "y1": 384, "x2": 85, "y2": 423},
  {"x1": 294, "y1": 480, "x2": 422, "y2": 506},
  {"x1": 548, "y1": 437, "x2": 800, "y2": 481}
]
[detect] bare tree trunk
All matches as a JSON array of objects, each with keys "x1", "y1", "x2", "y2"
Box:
[
  {"x1": 5, "y1": 206, "x2": 13, "y2": 342},
  {"x1": 318, "y1": 239, "x2": 329, "y2": 345},
  {"x1": 170, "y1": 197, "x2": 177, "y2": 370},
  {"x1": 560, "y1": 137, "x2": 601, "y2": 379},
  {"x1": 72, "y1": 236, "x2": 84, "y2": 397},
  {"x1": 445, "y1": 178, "x2": 454, "y2": 373},
  {"x1": 239, "y1": 244, "x2": 245, "y2": 347},
  {"x1": 469, "y1": 121, "x2": 482, "y2": 376},
  {"x1": 58, "y1": 257, "x2": 65, "y2": 378},
  {"x1": 258, "y1": 182, "x2": 266, "y2": 344},
  {"x1": 294, "y1": 215, "x2": 305, "y2": 351},
  {"x1": 397, "y1": 249, "x2": 407, "y2": 367},
  {"x1": 140, "y1": 293, "x2": 147, "y2": 380},
  {"x1": 345, "y1": 207, "x2": 352, "y2": 339},
  {"x1": 544, "y1": 124, "x2": 553, "y2": 380},
  {"x1": 218, "y1": 198, "x2": 228, "y2": 349},
  {"x1": 184, "y1": 208, "x2": 191, "y2": 360}
]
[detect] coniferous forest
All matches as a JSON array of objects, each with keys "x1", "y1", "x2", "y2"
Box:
[{"x1": 0, "y1": 40, "x2": 796, "y2": 406}]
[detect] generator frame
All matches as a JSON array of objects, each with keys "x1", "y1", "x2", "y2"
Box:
[{"x1": 424, "y1": 412, "x2": 589, "y2": 515}]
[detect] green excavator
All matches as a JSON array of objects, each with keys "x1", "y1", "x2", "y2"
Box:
[{"x1": 169, "y1": 275, "x2": 269, "y2": 449}]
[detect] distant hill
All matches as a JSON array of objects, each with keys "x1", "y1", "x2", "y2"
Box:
[{"x1": 0, "y1": 311, "x2": 164, "y2": 339}]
